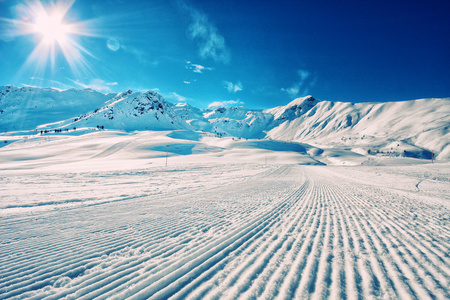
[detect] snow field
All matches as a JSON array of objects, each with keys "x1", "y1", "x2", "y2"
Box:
[{"x1": 1, "y1": 162, "x2": 449, "y2": 299}]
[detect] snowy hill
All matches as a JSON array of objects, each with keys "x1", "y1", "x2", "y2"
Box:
[
  {"x1": 0, "y1": 85, "x2": 114, "y2": 132},
  {"x1": 267, "y1": 97, "x2": 450, "y2": 160},
  {"x1": 1, "y1": 85, "x2": 449, "y2": 160}
]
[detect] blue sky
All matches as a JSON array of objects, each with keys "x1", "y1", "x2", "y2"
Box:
[{"x1": 1, "y1": 0, "x2": 449, "y2": 109}]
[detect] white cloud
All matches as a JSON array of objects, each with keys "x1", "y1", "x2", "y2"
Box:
[
  {"x1": 70, "y1": 79, "x2": 118, "y2": 93},
  {"x1": 192, "y1": 64, "x2": 206, "y2": 73},
  {"x1": 223, "y1": 81, "x2": 243, "y2": 93},
  {"x1": 178, "y1": 0, "x2": 230, "y2": 63},
  {"x1": 208, "y1": 99, "x2": 243, "y2": 108},
  {"x1": 183, "y1": 81, "x2": 191, "y2": 84},
  {"x1": 186, "y1": 61, "x2": 213, "y2": 74},
  {"x1": 208, "y1": 101, "x2": 224, "y2": 108},
  {"x1": 281, "y1": 69, "x2": 316, "y2": 98},
  {"x1": 173, "y1": 92, "x2": 187, "y2": 102},
  {"x1": 164, "y1": 92, "x2": 188, "y2": 102},
  {"x1": 29, "y1": 77, "x2": 73, "y2": 90}
]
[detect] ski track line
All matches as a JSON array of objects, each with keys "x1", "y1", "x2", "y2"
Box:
[
  {"x1": 331, "y1": 184, "x2": 359, "y2": 300},
  {"x1": 359, "y1": 186, "x2": 450, "y2": 259},
  {"x1": 293, "y1": 182, "x2": 328, "y2": 299},
  {"x1": 61, "y1": 184, "x2": 298, "y2": 298},
  {"x1": 0, "y1": 210, "x2": 209, "y2": 295},
  {"x1": 333, "y1": 186, "x2": 374, "y2": 300},
  {"x1": 344, "y1": 183, "x2": 450, "y2": 293},
  {"x1": 328, "y1": 195, "x2": 342, "y2": 300},
  {"x1": 0, "y1": 183, "x2": 264, "y2": 296},
  {"x1": 327, "y1": 184, "x2": 393, "y2": 299},
  {"x1": 345, "y1": 190, "x2": 450, "y2": 299},
  {"x1": 267, "y1": 191, "x2": 318, "y2": 299},
  {"x1": 307, "y1": 166, "x2": 450, "y2": 300},
  {"x1": 312, "y1": 194, "x2": 333, "y2": 300},
  {"x1": 273, "y1": 178, "x2": 326, "y2": 300},
  {"x1": 0, "y1": 167, "x2": 284, "y2": 294},
  {"x1": 329, "y1": 183, "x2": 412, "y2": 299},
  {"x1": 118, "y1": 178, "x2": 309, "y2": 299},
  {"x1": 53, "y1": 165, "x2": 302, "y2": 298},
  {"x1": 246, "y1": 181, "x2": 317, "y2": 300},
  {"x1": 1, "y1": 164, "x2": 449, "y2": 299},
  {"x1": 238, "y1": 181, "x2": 318, "y2": 299},
  {"x1": 96, "y1": 166, "x2": 304, "y2": 300},
  {"x1": 357, "y1": 185, "x2": 450, "y2": 255},
  {"x1": 99, "y1": 184, "x2": 302, "y2": 298},
  {"x1": 200, "y1": 179, "x2": 312, "y2": 300}
]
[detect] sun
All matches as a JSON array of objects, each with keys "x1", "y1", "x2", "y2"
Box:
[
  {"x1": 1, "y1": 0, "x2": 99, "y2": 79},
  {"x1": 33, "y1": 12, "x2": 70, "y2": 44}
]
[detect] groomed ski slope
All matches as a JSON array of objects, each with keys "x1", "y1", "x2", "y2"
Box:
[{"x1": 1, "y1": 162, "x2": 449, "y2": 299}]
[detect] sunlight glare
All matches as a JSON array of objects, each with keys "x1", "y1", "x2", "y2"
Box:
[
  {"x1": 34, "y1": 12, "x2": 69, "y2": 44},
  {"x1": 2, "y1": 0, "x2": 99, "y2": 80}
]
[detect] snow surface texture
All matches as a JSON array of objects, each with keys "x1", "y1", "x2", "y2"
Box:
[
  {"x1": 0, "y1": 86, "x2": 449, "y2": 299},
  {"x1": 1, "y1": 85, "x2": 449, "y2": 160},
  {"x1": 1, "y1": 160, "x2": 449, "y2": 299}
]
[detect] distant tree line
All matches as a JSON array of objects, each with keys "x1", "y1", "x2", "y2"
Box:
[
  {"x1": 39, "y1": 125, "x2": 105, "y2": 135},
  {"x1": 40, "y1": 129, "x2": 70, "y2": 134}
]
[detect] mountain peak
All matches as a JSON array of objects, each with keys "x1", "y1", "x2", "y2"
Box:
[
  {"x1": 264, "y1": 95, "x2": 319, "y2": 122},
  {"x1": 288, "y1": 95, "x2": 316, "y2": 106}
]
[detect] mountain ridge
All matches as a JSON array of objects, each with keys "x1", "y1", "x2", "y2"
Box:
[{"x1": 1, "y1": 85, "x2": 449, "y2": 159}]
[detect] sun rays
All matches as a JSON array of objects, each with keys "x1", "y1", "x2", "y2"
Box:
[
  {"x1": 1, "y1": 0, "x2": 97, "y2": 81},
  {"x1": 33, "y1": 11, "x2": 70, "y2": 44}
]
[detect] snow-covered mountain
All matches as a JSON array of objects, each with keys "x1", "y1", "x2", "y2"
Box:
[
  {"x1": 266, "y1": 97, "x2": 450, "y2": 160},
  {"x1": 1, "y1": 85, "x2": 449, "y2": 159},
  {"x1": 0, "y1": 85, "x2": 114, "y2": 132},
  {"x1": 264, "y1": 95, "x2": 319, "y2": 127},
  {"x1": 201, "y1": 106, "x2": 273, "y2": 139},
  {"x1": 62, "y1": 90, "x2": 190, "y2": 131}
]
